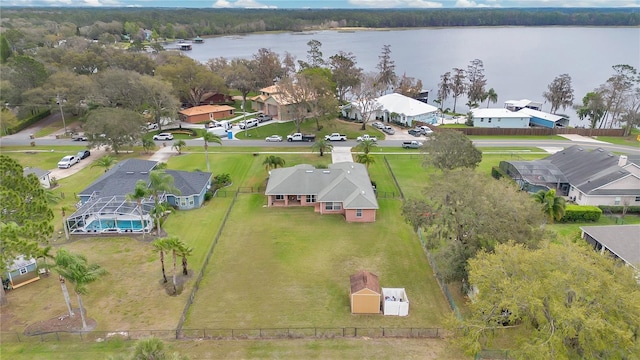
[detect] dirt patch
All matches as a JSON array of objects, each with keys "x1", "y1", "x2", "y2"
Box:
[{"x1": 23, "y1": 309, "x2": 97, "y2": 335}]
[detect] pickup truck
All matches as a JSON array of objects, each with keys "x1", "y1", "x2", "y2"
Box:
[
  {"x1": 287, "y1": 133, "x2": 316, "y2": 142},
  {"x1": 402, "y1": 140, "x2": 423, "y2": 149},
  {"x1": 325, "y1": 133, "x2": 347, "y2": 141},
  {"x1": 356, "y1": 134, "x2": 378, "y2": 142}
]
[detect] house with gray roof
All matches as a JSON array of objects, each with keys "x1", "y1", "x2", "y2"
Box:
[
  {"x1": 499, "y1": 146, "x2": 640, "y2": 206},
  {"x1": 265, "y1": 162, "x2": 379, "y2": 222},
  {"x1": 581, "y1": 225, "x2": 640, "y2": 274},
  {"x1": 67, "y1": 159, "x2": 211, "y2": 234},
  {"x1": 23, "y1": 167, "x2": 52, "y2": 189}
]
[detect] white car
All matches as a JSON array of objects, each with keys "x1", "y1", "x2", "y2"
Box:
[
  {"x1": 57, "y1": 155, "x2": 79, "y2": 169},
  {"x1": 372, "y1": 122, "x2": 384, "y2": 129},
  {"x1": 153, "y1": 133, "x2": 174, "y2": 141},
  {"x1": 265, "y1": 135, "x2": 283, "y2": 142}
]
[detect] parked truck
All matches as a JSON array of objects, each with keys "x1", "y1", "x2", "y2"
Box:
[
  {"x1": 325, "y1": 133, "x2": 347, "y2": 141},
  {"x1": 402, "y1": 140, "x2": 423, "y2": 149},
  {"x1": 356, "y1": 134, "x2": 378, "y2": 142},
  {"x1": 287, "y1": 133, "x2": 316, "y2": 142}
]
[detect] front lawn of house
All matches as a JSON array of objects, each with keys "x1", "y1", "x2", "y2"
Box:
[{"x1": 234, "y1": 118, "x2": 386, "y2": 141}]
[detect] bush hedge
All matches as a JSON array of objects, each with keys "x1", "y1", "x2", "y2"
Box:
[
  {"x1": 491, "y1": 166, "x2": 508, "y2": 180},
  {"x1": 560, "y1": 204, "x2": 602, "y2": 223},
  {"x1": 598, "y1": 205, "x2": 640, "y2": 214},
  {"x1": 8, "y1": 109, "x2": 51, "y2": 134}
]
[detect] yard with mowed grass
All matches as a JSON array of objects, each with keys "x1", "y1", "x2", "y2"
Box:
[
  {"x1": 185, "y1": 195, "x2": 450, "y2": 329},
  {"x1": 234, "y1": 118, "x2": 385, "y2": 140}
]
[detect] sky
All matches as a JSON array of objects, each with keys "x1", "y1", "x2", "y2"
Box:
[{"x1": 5, "y1": 0, "x2": 640, "y2": 9}]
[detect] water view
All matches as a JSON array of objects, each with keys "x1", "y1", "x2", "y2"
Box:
[{"x1": 176, "y1": 27, "x2": 639, "y2": 125}]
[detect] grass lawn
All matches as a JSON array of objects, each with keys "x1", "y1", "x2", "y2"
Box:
[
  {"x1": 2, "y1": 146, "x2": 91, "y2": 170},
  {"x1": 185, "y1": 195, "x2": 450, "y2": 329},
  {"x1": 0, "y1": 338, "x2": 467, "y2": 360},
  {"x1": 235, "y1": 118, "x2": 386, "y2": 141},
  {"x1": 467, "y1": 135, "x2": 568, "y2": 140},
  {"x1": 593, "y1": 135, "x2": 640, "y2": 147}
]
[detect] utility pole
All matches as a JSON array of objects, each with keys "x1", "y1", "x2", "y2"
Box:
[{"x1": 57, "y1": 93, "x2": 67, "y2": 135}]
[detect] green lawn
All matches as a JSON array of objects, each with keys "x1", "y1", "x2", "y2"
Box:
[
  {"x1": 467, "y1": 135, "x2": 567, "y2": 140},
  {"x1": 235, "y1": 118, "x2": 386, "y2": 140},
  {"x1": 1, "y1": 146, "x2": 90, "y2": 170},
  {"x1": 185, "y1": 195, "x2": 451, "y2": 329},
  {"x1": 593, "y1": 135, "x2": 640, "y2": 147}
]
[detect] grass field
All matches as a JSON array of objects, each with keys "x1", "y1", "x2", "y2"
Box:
[
  {"x1": 234, "y1": 118, "x2": 386, "y2": 141},
  {"x1": 185, "y1": 195, "x2": 450, "y2": 329}
]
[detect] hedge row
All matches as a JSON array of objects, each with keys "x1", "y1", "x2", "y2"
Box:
[
  {"x1": 560, "y1": 204, "x2": 602, "y2": 223},
  {"x1": 598, "y1": 205, "x2": 640, "y2": 214},
  {"x1": 8, "y1": 109, "x2": 51, "y2": 134}
]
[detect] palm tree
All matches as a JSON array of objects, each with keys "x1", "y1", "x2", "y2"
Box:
[
  {"x1": 151, "y1": 239, "x2": 170, "y2": 283},
  {"x1": 312, "y1": 139, "x2": 333, "y2": 157},
  {"x1": 172, "y1": 139, "x2": 187, "y2": 155},
  {"x1": 262, "y1": 155, "x2": 286, "y2": 172},
  {"x1": 203, "y1": 132, "x2": 222, "y2": 172},
  {"x1": 355, "y1": 139, "x2": 377, "y2": 155},
  {"x1": 132, "y1": 337, "x2": 166, "y2": 360},
  {"x1": 148, "y1": 170, "x2": 180, "y2": 235},
  {"x1": 485, "y1": 88, "x2": 498, "y2": 108},
  {"x1": 35, "y1": 245, "x2": 54, "y2": 275},
  {"x1": 142, "y1": 137, "x2": 156, "y2": 154},
  {"x1": 45, "y1": 190, "x2": 61, "y2": 204},
  {"x1": 175, "y1": 240, "x2": 193, "y2": 276},
  {"x1": 53, "y1": 249, "x2": 80, "y2": 317},
  {"x1": 91, "y1": 155, "x2": 117, "y2": 173},
  {"x1": 57, "y1": 252, "x2": 106, "y2": 330},
  {"x1": 356, "y1": 153, "x2": 376, "y2": 169},
  {"x1": 126, "y1": 180, "x2": 150, "y2": 240},
  {"x1": 532, "y1": 189, "x2": 566, "y2": 224},
  {"x1": 163, "y1": 236, "x2": 180, "y2": 294}
]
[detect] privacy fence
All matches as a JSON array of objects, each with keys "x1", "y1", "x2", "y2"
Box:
[{"x1": 434, "y1": 127, "x2": 624, "y2": 137}]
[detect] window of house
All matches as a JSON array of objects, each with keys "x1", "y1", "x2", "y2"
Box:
[
  {"x1": 275, "y1": 195, "x2": 284, "y2": 200},
  {"x1": 180, "y1": 197, "x2": 187, "y2": 206},
  {"x1": 296, "y1": 195, "x2": 301, "y2": 200},
  {"x1": 19, "y1": 267, "x2": 28, "y2": 275},
  {"x1": 578, "y1": 193, "x2": 582, "y2": 200},
  {"x1": 488, "y1": 119, "x2": 492, "y2": 123},
  {"x1": 306, "y1": 195, "x2": 316, "y2": 203},
  {"x1": 614, "y1": 197, "x2": 621, "y2": 205},
  {"x1": 325, "y1": 202, "x2": 342, "y2": 211},
  {"x1": 480, "y1": 118, "x2": 484, "y2": 122},
  {"x1": 189, "y1": 198, "x2": 194, "y2": 205},
  {"x1": 209, "y1": 113, "x2": 214, "y2": 120},
  {"x1": 636, "y1": 196, "x2": 640, "y2": 202},
  {"x1": 356, "y1": 209, "x2": 363, "y2": 217}
]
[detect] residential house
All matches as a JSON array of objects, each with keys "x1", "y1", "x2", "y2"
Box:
[
  {"x1": 499, "y1": 146, "x2": 640, "y2": 206},
  {"x1": 581, "y1": 225, "x2": 639, "y2": 275},
  {"x1": 504, "y1": 99, "x2": 542, "y2": 112},
  {"x1": 23, "y1": 167, "x2": 52, "y2": 188},
  {"x1": 341, "y1": 93, "x2": 438, "y2": 127},
  {"x1": 265, "y1": 163, "x2": 379, "y2": 223},
  {"x1": 471, "y1": 108, "x2": 531, "y2": 128},
  {"x1": 517, "y1": 108, "x2": 569, "y2": 128},
  {"x1": 179, "y1": 105, "x2": 235, "y2": 124},
  {"x1": 67, "y1": 159, "x2": 212, "y2": 234},
  {"x1": 250, "y1": 85, "x2": 302, "y2": 121},
  {"x1": 198, "y1": 92, "x2": 233, "y2": 105}
]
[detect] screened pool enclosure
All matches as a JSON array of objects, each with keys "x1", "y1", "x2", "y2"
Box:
[{"x1": 67, "y1": 193, "x2": 166, "y2": 234}]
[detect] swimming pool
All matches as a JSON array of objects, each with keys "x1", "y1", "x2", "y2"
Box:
[{"x1": 84, "y1": 219, "x2": 148, "y2": 232}]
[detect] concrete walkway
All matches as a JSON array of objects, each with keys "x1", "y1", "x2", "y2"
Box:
[
  {"x1": 331, "y1": 146, "x2": 353, "y2": 163},
  {"x1": 149, "y1": 145, "x2": 176, "y2": 162},
  {"x1": 558, "y1": 134, "x2": 609, "y2": 143}
]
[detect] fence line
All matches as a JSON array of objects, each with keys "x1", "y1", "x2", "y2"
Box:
[
  {"x1": 175, "y1": 191, "x2": 239, "y2": 337},
  {"x1": 0, "y1": 327, "x2": 442, "y2": 343},
  {"x1": 417, "y1": 232, "x2": 463, "y2": 320},
  {"x1": 383, "y1": 156, "x2": 405, "y2": 200}
]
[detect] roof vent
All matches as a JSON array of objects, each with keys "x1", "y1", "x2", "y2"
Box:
[
  {"x1": 126, "y1": 171, "x2": 134, "y2": 174},
  {"x1": 140, "y1": 171, "x2": 148, "y2": 174},
  {"x1": 305, "y1": 170, "x2": 313, "y2": 173},
  {"x1": 323, "y1": 170, "x2": 330, "y2": 174},
  {"x1": 361, "y1": 190, "x2": 365, "y2": 194}
]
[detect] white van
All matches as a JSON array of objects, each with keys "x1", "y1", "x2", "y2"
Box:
[
  {"x1": 238, "y1": 118, "x2": 259, "y2": 129},
  {"x1": 207, "y1": 127, "x2": 228, "y2": 137},
  {"x1": 219, "y1": 120, "x2": 232, "y2": 130}
]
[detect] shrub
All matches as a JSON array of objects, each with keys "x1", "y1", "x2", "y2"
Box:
[
  {"x1": 560, "y1": 204, "x2": 602, "y2": 223},
  {"x1": 491, "y1": 166, "x2": 508, "y2": 180},
  {"x1": 9, "y1": 109, "x2": 51, "y2": 134},
  {"x1": 598, "y1": 205, "x2": 640, "y2": 214},
  {"x1": 213, "y1": 173, "x2": 231, "y2": 188}
]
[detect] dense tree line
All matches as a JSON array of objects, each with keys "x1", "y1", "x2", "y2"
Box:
[{"x1": 0, "y1": 8, "x2": 637, "y2": 47}]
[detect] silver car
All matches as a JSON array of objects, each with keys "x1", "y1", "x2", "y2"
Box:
[
  {"x1": 265, "y1": 135, "x2": 283, "y2": 142},
  {"x1": 372, "y1": 122, "x2": 384, "y2": 129},
  {"x1": 57, "y1": 155, "x2": 78, "y2": 169},
  {"x1": 383, "y1": 126, "x2": 395, "y2": 135}
]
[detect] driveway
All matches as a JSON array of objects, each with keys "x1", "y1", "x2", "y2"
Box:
[
  {"x1": 48, "y1": 147, "x2": 108, "y2": 180},
  {"x1": 331, "y1": 146, "x2": 354, "y2": 163}
]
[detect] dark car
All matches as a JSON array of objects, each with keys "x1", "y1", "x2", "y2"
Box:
[
  {"x1": 77, "y1": 150, "x2": 91, "y2": 160},
  {"x1": 408, "y1": 129, "x2": 422, "y2": 137}
]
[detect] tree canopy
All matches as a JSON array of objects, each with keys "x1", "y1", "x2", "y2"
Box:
[
  {"x1": 456, "y1": 241, "x2": 640, "y2": 359},
  {"x1": 422, "y1": 130, "x2": 482, "y2": 171}
]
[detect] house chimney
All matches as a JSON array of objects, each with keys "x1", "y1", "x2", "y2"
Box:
[{"x1": 618, "y1": 155, "x2": 628, "y2": 167}]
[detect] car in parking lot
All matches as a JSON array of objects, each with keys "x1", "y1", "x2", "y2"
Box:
[
  {"x1": 265, "y1": 135, "x2": 283, "y2": 142},
  {"x1": 76, "y1": 150, "x2": 91, "y2": 160},
  {"x1": 58, "y1": 155, "x2": 79, "y2": 169},
  {"x1": 72, "y1": 133, "x2": 88, "y2": 141},
  {"x1": 372, "y1": 122, "x2": 384, "y2": 129},
  {"x1": 238, "y1": 118, "x2": 259, "y2": 129},
  {"x1": 257, "y1": 114, "x2": 273, "y2": 122},
  {"x1": 153, "y1": 133, "x2": 174, "y2": 141},
  {"x1": 408, "y1": 128, "x2": 422, "y2": 137},
  {"x1": 382, "y1": 126, "x2": 395, "y2": 135}
]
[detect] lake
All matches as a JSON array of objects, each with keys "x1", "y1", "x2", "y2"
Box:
[{"x1": 176, "y1": 27, "x2": 640, "y2": 125}]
